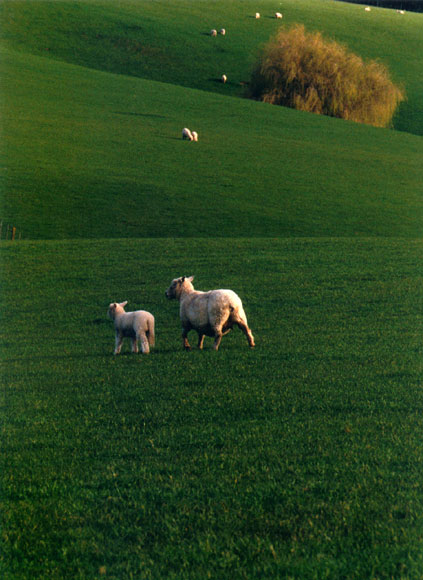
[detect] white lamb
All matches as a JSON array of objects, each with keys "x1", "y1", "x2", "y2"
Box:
[
  {"x1": 275, "y1": 12, "x2": 283, "y2": 19},
  {"x1": 182, "y1": 127, "x2": 194, "y2": 141},
  {"x1": 210, "y1": 29, "x2": 217, "y2": 36},
  {"x1": 219, "y1": 28, "x2": 226, "y2": 35},
  {"x1": 255, "y1": 12, "x2": 261, "y2": 19},
  {"x1": 165, "y1": 276, "x2": 255, "y2": 351},
  {"x1": 365, "y1": 6, "x2": 371, "y2": 11},
  {"x1": 191, "y1": 131, "x2": 198, "y2": 141},
  {"x1": 108, "y1": 301, "x2": 155, "y2": 355},
  {"x1": 221, "y1": 74, "x2": 227, "y2": 84}
]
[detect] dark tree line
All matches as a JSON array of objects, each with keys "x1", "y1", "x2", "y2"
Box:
[{"x1": 336, "y1": 0, "x2": 423, "y2": 12}]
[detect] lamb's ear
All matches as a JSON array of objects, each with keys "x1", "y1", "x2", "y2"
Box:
[
  {"x1": 187, "y1": 276, "x2": 194, "y2": 282},
  {"x1": 120, "y1": 301, "x2": 128, "y2": 307}
]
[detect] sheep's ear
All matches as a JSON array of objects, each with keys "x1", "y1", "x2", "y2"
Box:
[
  {"x1": 120, "y1": 301, "x2": 128, "y2": 307},
  {"x1": 188, "y1": 276, "x2": 194, "y2": 282}
]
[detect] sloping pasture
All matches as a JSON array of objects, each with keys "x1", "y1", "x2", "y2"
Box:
[
  {"x1": 2, "y1": 47, "x2": 422, "y2": 240},
  {"x1": 1, "y1": 0, "x2": 423, "y2": 578},
  {"x1": 1, "y1": 0, "x2": 422, "y2": 134},
  {"x1": 1, "y1": 238, "x2": 423, "y2": 578}
]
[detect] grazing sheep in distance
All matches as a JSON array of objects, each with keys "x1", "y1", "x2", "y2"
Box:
[
  {"x1": 191, "y1": 131, "x2": 198, "y2": 141},
  {"x1": 221, "y1": 74, "x2": 227, "y2": 84},
  {"x1": 210, "y1": 29, "x2": 217, "y2": 36},
  {"x1": 365, "y1": 6, "x2": 371, "y2": 11},
  {"x1": 219, "y1": 28, "x2": 226, "y2": 35},
  {"x1": 165, "y1": 276, "x2": 255, "y2": 351},
  {"x1": 255, "y1": 12, "x2": 261, "y2": 19},
  {"x1": 275, "y1": 12, "x2": 283, "y2": 19},
  {"x1": 182, "y1": 127, "x2": 194, "y2": 141},
  {"x1": 108, "y1": 301, "x2": 155, "y2": 354}
]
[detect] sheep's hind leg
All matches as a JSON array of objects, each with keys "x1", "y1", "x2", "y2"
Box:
[
  {"x1": 213, "y1": 331, "x2": 223, "y2": 351},
  {"x1": 237, "y1": 321, "x2": 255, "y2": 348},
  {"x1": 139, "y1": 332, "x2": 150, "y2": 354},
  {"x1": 197, "y1": 333, "x2": 205, "y2": 349}
]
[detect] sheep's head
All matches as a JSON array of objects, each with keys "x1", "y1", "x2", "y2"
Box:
[
  {"x1": 108, "y1": 301, "x2": 128, "y2": 319},
  {"x1": 165, "y1": 276, "x2": 194, "y2": 300}
]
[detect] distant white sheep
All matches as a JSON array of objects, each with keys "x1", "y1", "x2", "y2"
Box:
[
  {"x1": 275, "y1": 12, "x2": 283, "y2": 19},
  {"x1": 221, "y1": 74, "x2": 227, "y2": 84},
  {"x1": 365, "y1": 6, "x2": 371, "y2": 11},
  {"x1": 182, "y1": 127, "x2": 194, "y2": 141},
  {"x1": 255, "y1": 12, "x2": 261, "y2": 19},
  {"x1": 219, "y1": 28, "x2": 226, "y2": 35},
  {"x1": 397, "y1": 9, "x2": 405, "y2": 14},
  {"x1": 165, "y1": 276, "x2": 255, "y2": 351},
  {"x1": 108, "y1": 301, "x2": 155, "y2": 354},
  {"x1": 210, "y1": 29, "x2": 217, "y2": 36},
  {"x1": 191, "y1": 131, "x2": 198, "y2": 142}
]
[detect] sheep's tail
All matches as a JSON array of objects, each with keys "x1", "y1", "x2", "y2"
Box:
[{"x1": 148, "y1": 316, "x2": 155, "y2": 347}]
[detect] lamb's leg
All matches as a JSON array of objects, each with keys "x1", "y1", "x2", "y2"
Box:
[
  {"x1": 131, "y1": 337, "x2": 139, "y2": 353},
  {"x1": 139, "y1": 332, "x2": 150, "y2": 354},
  {"x1": 114, "y1": 333, "x2": 123, "y2": 355},
  {"x1": 197, "y1": 333, "x2": 205, "y2": 349}
]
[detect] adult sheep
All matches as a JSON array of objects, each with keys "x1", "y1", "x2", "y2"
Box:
[
  {"x1": 165, "y1": 276, "x2": 255, "y2": 351},
  {"x1": 108, "y1": 301, "x2": 155, "y2": 354}
]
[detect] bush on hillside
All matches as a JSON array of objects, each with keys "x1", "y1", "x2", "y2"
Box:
[{"x1": 247, "y1": 25, "x2": 405, "y2": 127}]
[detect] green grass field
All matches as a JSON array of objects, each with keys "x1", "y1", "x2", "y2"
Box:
[
  {"x1": 1, "y1": 1, "x2": 423, "y2": 578},
  {"x1": 2, "y1": 238, "x2": 423, "y2": 579}
]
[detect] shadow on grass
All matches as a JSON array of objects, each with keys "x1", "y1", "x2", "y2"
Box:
[{"x1": 113, "y1": 111, "x2": 167, "y2": 119}]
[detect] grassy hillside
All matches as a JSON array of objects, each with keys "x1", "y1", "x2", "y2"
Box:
[
  {"x1": 2, "y1": 46, "x2": 422, "y2": 240},
  {"x1": 2, "y1": 2, "x2": 423, "y2": 578},
  {"x1": 1, "y1": 0, "x2": 422, "y2": 135},
  {"x1": 2, "y1": 238, "x2": 423, "y2": 578}
]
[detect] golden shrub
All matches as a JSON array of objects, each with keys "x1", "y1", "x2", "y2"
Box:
[{"x1": 248, "y1": 25, "x2": 405, "y2": 127}]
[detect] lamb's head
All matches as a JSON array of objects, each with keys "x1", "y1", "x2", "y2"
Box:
[
  {"x1": 108, "y1": 301, "x2": 128, "y2": 319},
  {"x1": 165, "y1": 276, "x2": 194, "y2": 300}
]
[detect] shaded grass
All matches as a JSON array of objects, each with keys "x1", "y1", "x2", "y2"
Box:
[{"x1": 1, "y1": 238, "x2": 423, "y2": 578}]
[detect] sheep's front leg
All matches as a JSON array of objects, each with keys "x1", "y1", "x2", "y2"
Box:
[
  {"x1": 182, "y1": 328, "x2": 191, "y2": 351},
  {"x1": 197, "y1": 333, "x2": 205, "y2": 349},
  {"x1": 114, "y1": 332, "x2": 123, "y2": 355}
]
